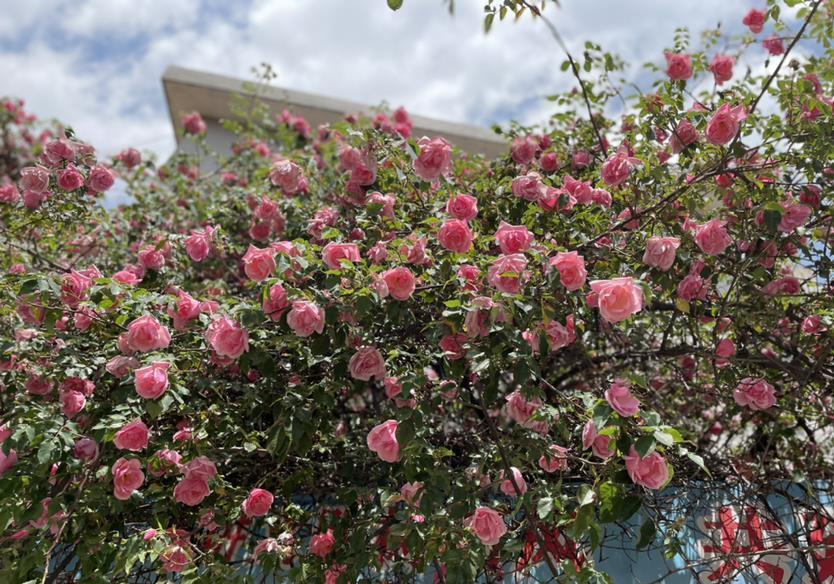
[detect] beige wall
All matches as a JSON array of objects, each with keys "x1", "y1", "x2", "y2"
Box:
[{"x1": 163, "y1": 65, "x2": 508, "y2": 164}]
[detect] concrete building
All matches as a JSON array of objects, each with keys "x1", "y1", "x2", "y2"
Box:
[{"x1": 162, "y1": 65, "x2": 507, "y2": 161}]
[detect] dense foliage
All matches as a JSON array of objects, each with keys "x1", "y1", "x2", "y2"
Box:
[{"x1": 1, "y1": 0, "x2": 833, "y2": 581}]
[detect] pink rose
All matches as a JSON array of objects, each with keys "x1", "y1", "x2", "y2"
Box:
[
  {"x1": 60, "y1": 389, "x2": 86, "y2": 419},
  {"x1": 499, "y1": 466, "x2": 527, "y2": 497},
  {"x1": 61, "y1": 269, "x2": 94, "y2": 308},
  {"x1": 665, "y1": 52, "x2": 692, "y2": 81},
  {"x1": 539, "y1": 445, "x2": 569, "y2": 473},
  {"x1": 263, "y1": 283, "x2": 290, "y2": 321},
  {"x1": 126, "y1": 315, "x2": 171, "y2": 353},
  {"x1": 624, "y1": 446, "x2": 670, "y2": 490},
  {"x1": 242, "y1": 245, "x2": 276, "y2": 282},
  {"x1": 464, "y1": 296, "x2": 493, "y2": 338},
  {"x1": 322, "y1": 243, "x2": 361, "y2": 270},
  {"x1": 540, "y1": 151, "x2": 559, "y2": 172},
  {"x1": 367, "y1": 419, "x2": 401, "y2": 463},
  {"x1": 0, "y1": 184, "x2": 20, "y2": 204},
  {"x1": 20, "y1": 166, "x2": 50, "y2": 193},
  {"x1": 243, "y1": 488, "x2": 274, "y2": 517},
  {"x1": 269, "y1": 158, "x2": 307, "y2": 195},
  {"x1": 446, "y1": 194, "x2": 478, "y2": 221},
  {"x1": 582, "y1": 421, "x2": 615, "y2": 459},
  {"x1": 802, "y1": 315, "x2": 825, "y2": 335},
  {"x1": 174, "y1": 476, "x2": 210, "y2": 506},
  {"x1": 511, "y1": 172, "x2": 545, "y2": 202},
  {"x1": 205, "y1": 316, "x2": 249, "y2": 359},
  {"x1": 715, "y1": 338, "x2": 736, "y2": 368},
  {"x1": 458, "y1": 264, "x2": 480, "y2": 291},
  {"x1": 488, "y1": 254, "x2": 528, "y2": 295},
  {"x1": 549, "y1": 251, "x2": 586, "y2": 291},
  {"x1": 149, "y1": 449, "x2": 182, "y2": 477},
  {"x1": 134, "y1": 362, "x2": 170, "y2": 400},
  {"x1": 733, "y1": 377, "x2": 776, "y2": 411},
  {"x1": 706, "y1": 104, "x2": 747, "y2": 146},
  {"x1": 87, "y1": 165, "x2": 115, "y2": 193},
  {"x1": 400, "y1": 482, "x2": 424, "y2": 505},
  {"x1": 605, "y1": 378, "x2": 640, "y2": 417},
  {"x1": 185, "y1": 229, "x2": 212, "y2": 262},
  {"x1": 25, "y1": 375, "x2": 52, "y2": 396},
  {"x1": 511, "y1": 135, "x2": 539, "y2": 165},
  {"x1": 505, "y1": 390, "x2": 542, "y2": 426},
  {"x1": 106, "y1": 356, "x2": 139, "y2": 378},
  {"x1": 544, "y1": 314, "x2": 576, "y2": 351},
  {"x1": 600, "y1": 150, "x2": 640, "y2": 186},
  {"x1": 465, "y1": 507, "x2": 507, "y2": 546},
  {"x1": 743, "y1": 9, "x2": 766, "y2": 33},
  {"x1": 254, "y1": 538, "x2": 279, "y2": 559},
  {"x1": 778, "y1": 201, "x2": 812, "y2": 233},
  {"x1": 168, "y1": 290, "x2": 202, "y2": 331},
  {"x1": 73, "y1": 437, "x2": 99, "y2": 461},
  {"x1": 365, "y1": 191, "x2": 396, "y2": 217},
  {"x1": 405, "y1": 236, "x2": 429, "y2": 265},
  {"x1": 763, "y1": 36, "x2": 785, "y2": 56},
  {"x1": 183, "y1": 111, "x2": 207, "y2": 135},
  {"x1": 643, "y1": 237, "x2": 680, "y2": 271},
  {"x1": 112, "y1": 457, "x2": 145, "y2": 500},
  {"x1": 382, "y1": 267, "x2": 416, "y2": 301},
  {"x1": 709, "y1": 54, "x2": 734, "y2": 85},
  {"x1": 118, "y1": 148, "x2": 142, "y2": 168},
  {"x1": 572, "y1": 149, "x2": 592, "y2": 169},
  {"x1": 138, "y1": 246, "x2": 165, "y2": 271},
  {"x1": 161, "y1": 545, "x2": 191, "y2": 573},
  {"x1": 367, "y1": 242, "x2": 388, "y2": 264},
  {"x1": 762, "y1": 276, "x2": 800, "y2": 296},
  {"x1": 677, "y1": 272, "x2": 710, "y2": 301},
  {"x1": 0, "y1": 448, "x2": 17, "y2": 477},
  {"x1": 182, "y1": 456, "x2": 217, "y2": 481},
  {"x1": 384, "y1": 377, "x2": 403, "y2": 400},
  {"x1": 670, "y1": 119, "x2": 700, "y2": 154},
  {"x1": 23, "y1": 189, "x2": 49, "y2": 209},
  {"x1": 286, "y1": 300, "x2": 325, "y2": 337},
  {"x1": 440, "y1": 333, "x2": 468, "y2": 361},
  {"x1": 44, "y1": 138, "x2": 76, "y2": 164},
  {"x1": 438, "y1": 219, "x2": 474, "y2": 254},
  {"x1": 695, "y1": 219, "x2": 732, "y2": 256},
  {"x1": 57, "y1": 165, "x2": 84, "y2": 191},
  {"x1": 114, "y1": 420, "x2": 149, "y2": 451},
  {"x1": 494, "y1": 222, "x2": 534, "y2": 254},
  {"x1": 413, "y1": 137, "x2": 453, "y2": 182},
  {"x1": 349, "y1": 346, "x2": 386, "y2": 381},
  {"x1": 589, "y1": 277, "x2": 644, "y2": 323},
  {"x1": 310, "y1": 529, "x2": 336, "y2": 558}
]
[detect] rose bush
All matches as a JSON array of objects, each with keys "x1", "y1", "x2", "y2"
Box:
[{"x1": 0, "y1": 0, "x2": 833, "y2": 582}]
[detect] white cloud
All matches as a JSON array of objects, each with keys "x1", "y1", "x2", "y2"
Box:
[
  {"x1": 60, "y1": 0, "x2": 201, "y2": 38},
  {"x1": 0, "y1": 0, "x2": 799, "y2": 163}
]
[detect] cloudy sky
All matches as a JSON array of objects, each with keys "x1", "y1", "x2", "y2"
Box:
[{"x1": 2, "y1": 0, "x2": 770, "y2": 162}]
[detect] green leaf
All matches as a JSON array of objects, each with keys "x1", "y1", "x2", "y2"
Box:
[
  {"x1": 763, "y1": 209, "x2": 781, "y2": 232},
  {"x1": 685, "y1": 450, "x2": 711, "y2": 477},
  {"x1": 653, "y1": 430, "x2": 675, "y2": 446},
  {"x1": 396, "y1": 418, "x2": 416, "y2": 447},
  {"x1": 599, "y1": 482, "x2": 642, "y2": 523},
  {"x1": 484, "y1": 12, "x2": 495, "y2": 33},
  {"x1": 637, "y1": 518, "x2": 656, "y2": 550},
  {"x1": 537, "y1": 497, "x2": 554, "y2": 520},
  {"x1": 387, "y1": 0, "x2": 404, "y2": 9},
  {"x1": 634, "y1": 435, "x2": 656, "y2": 457},
  {"x1": 577, "y1": 484, "x2": 596, "y2": 507},
  {"x1": 37, "y1": 439, "x2": 57, "y2": 464}
]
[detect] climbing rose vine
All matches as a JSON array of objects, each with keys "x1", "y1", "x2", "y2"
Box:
[{"x1": 1, "y1": 0, "x2": 834, "y2": 582}]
